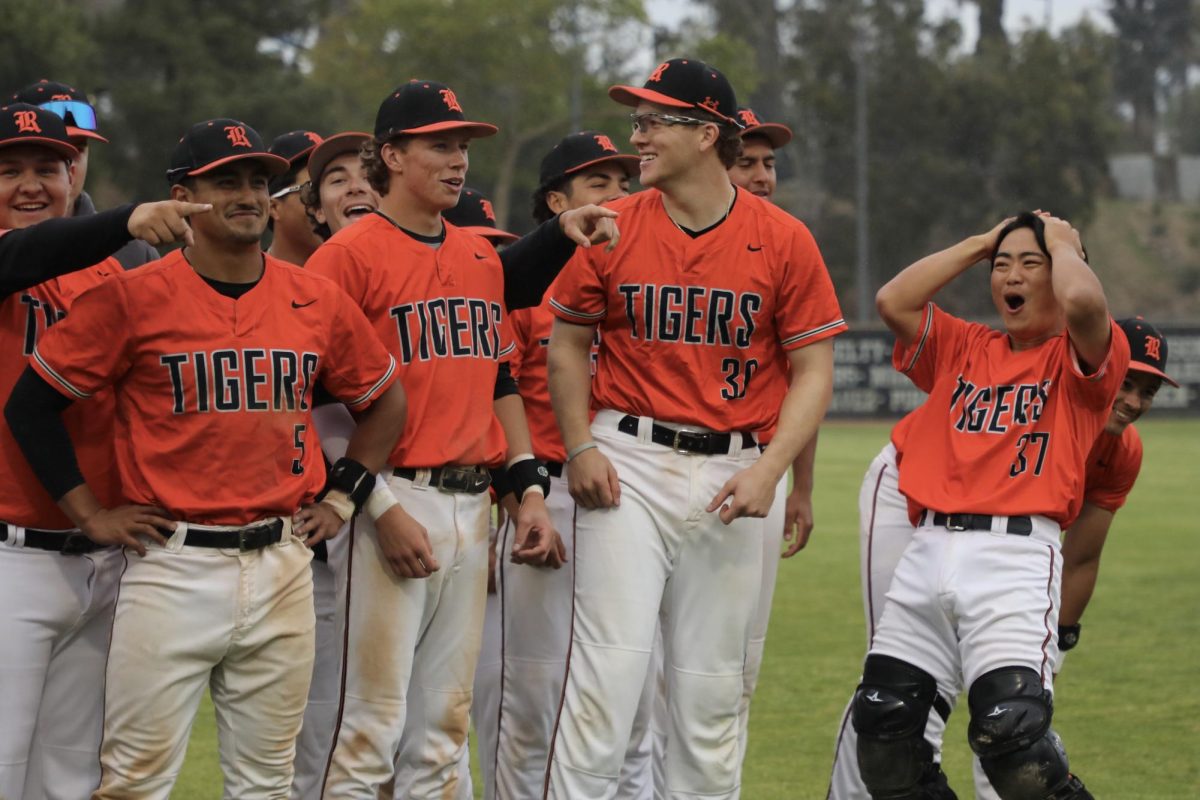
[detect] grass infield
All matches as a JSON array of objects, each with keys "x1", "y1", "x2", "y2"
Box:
[{"x1": 175, "y1": 419, "x2": 1199, "y2": 798}]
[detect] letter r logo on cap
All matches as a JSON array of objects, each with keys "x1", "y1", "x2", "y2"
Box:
[
  {"x1": 14, "y1": 110, "x2": 41, "y2": 133},
  {"x1": 225, "y1": 125, "x2": 252, "y2": 148}
]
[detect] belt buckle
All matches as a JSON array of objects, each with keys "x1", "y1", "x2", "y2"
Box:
[
  {"x1": 237, "y1": 525, "x2": 261, "y2": 552},
  {"x1": 671, "y1": 428, "x2": 707, "y2": 455},
  {"x1": 60, "y1": 533, "x2": 93, "y2": 555},
  {"x1": 944, "y1": 514, "x2": 968, "y2": 532},
  {"x1": 435, "y1": 469, "x2": 458, "y2": 493}
]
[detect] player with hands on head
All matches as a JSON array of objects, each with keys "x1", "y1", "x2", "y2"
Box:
[
  {"x1": 852, "y1": 210, "x2": 1127, "y2": 800},
  {"x1": 546, "y1": 58, "x2": 845, "y2": 799},
  {"x1": 5, "y1": 117, "x2": 405, "y2": 800}
]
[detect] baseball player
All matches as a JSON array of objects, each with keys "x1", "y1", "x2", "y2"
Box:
[
  {"x1": 827, "y1": 315, "x2": 1174, "y2": 799},
  {"x1": 267, "y1": 129, "x2": 325, "y2": 266},
  {"x1": 851, "y1": 211, "x2": 1127, "y2": 800},
  {"x1": 0, "y1": 102, "x2": 209, "y2": 800},
  {"x1": 492, "y1": 130, "x2": 650, "y2": 800},
  {"x1": 5, "y1": 117, "x2": 407, "y2": 800},
  {"x1": 308, "y1": 80, "x2": 583, "y2": 799},
  {"x1": 288, "y1": 130, "x2": 382, "y2": 800},
  {"x1": 12, "y1": 79, "x2": 159, "y2": 269},
  {"x1": 546, "y1": 58, "x2": 845, "y2": 799}
]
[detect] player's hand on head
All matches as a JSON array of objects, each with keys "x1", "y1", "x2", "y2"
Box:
[
  {"x1": 707, "y1": 463, "x2": 777, "y2": 525},
  {"x1": 566, "y1": 447, "x2": 621, "y2": 509},
  {"x1": 80, "y1": 505, "x2": 176, "y2": 557},
  {"x1": 511, "y1": 492, "x2": 565, "y2": 568},
  {"x1": 374, "y1": 504, "x2": 439, "y2": 579},
  {"x1": 127, "y1": 199, "x2": 212, "y2": 247},
  {"x1": 781, "y1": 487, "x2": 814, "y2": 557},
  {"x1": 559, "y1": 204, "x2": 621, "y2": 253},
  {"x1": 1034, "y1": 210, "x2": 1085, "y2": 259},
  {"x1": 978, "y1": 215, "x2": 1017, "y2": 256},
  {"x1": 294, "y1": 502, "x2": 344, "y2": 547}
]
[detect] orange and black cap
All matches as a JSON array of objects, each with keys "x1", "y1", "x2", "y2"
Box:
[
  {"x1": 375, "y1": 81, "x2": 498, "y2": 140},
  {"x1": 307, "y1": 131, "x2": 370, "y2": 188},
  {"x1": 268, "y1": 130, "x2": 323, "y2": 194},
  {"x1": 444, "y1": 188, "x2": 518, "y2": 244},
  {"x1": 736, "y1": 107, "x2": 792, "y2": 148},
  {"x1": 11, "y1": 80, "x2": 108, "y2": 143},
  {"x1": 538, "y1": 130, "x2": 640, "y2": 189},
  {"x1": 167, "y1": 119, "x2": 290, "y2": 185},
  {"x1": 0, "y1": 104, "x2": 79, "y2": 161},
  {"x1": 1118, "y1": 317, "x2": 1178, "y2": 387},
  {"x1": 609, "y1": 58, "x2": 741, "y2": 127}
]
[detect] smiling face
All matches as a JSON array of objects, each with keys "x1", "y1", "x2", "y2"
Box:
[
  {"x1": 630, "y1": 102, "x2": 715, "y2": 188},
  {"x1": 1105, "y1": 369, "x2": 1162, "y2": 435},
  {"x1": 728, "y1": 136, "x2": 776, "y2": 199},
  {"x1": 317, "y1": 152, "x2": 379, "y2": 235},
  {"x1": 0, "y1": 144, "x2": 74, "y2": 229},
  {"x1": 382, "y1": 132, "x2": 470, "y2": 213},
  {"x1": 547, "y1": 163, "x2": 632, "y2": 215},
  {"x1": 174, "y1": 160, "x2": 271, "y2": 245},
  {"x1": 990, "y1": 225, "x2": 1063, "y2": 346}
]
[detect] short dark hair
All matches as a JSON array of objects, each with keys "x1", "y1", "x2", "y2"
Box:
[
  {"x1": 691, "y1": 108, "x2": 742, "y2": 168},
  {"x1": 299, "y1": 179, "x2": 331, "y2": 241},
  {"x1": 362, "y1": 134, "x2": 409, "y2": 196},
  {"x1": 531, "y1": 175, "x2": 572, "y2": 224},
  {"x1": 991, "y1": 212, "x2": 1049, "y2": 265}
]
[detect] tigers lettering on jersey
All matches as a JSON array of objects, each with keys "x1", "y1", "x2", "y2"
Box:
[
  {"x1": 616, "y1": 284, "x2": 761, "y2": 347},
  {"x1": 19, "y1": 293, "x2": 67, "y2": 355},
  {"x1": 390, "y1": 298, "x2": 501, "y2": 363},
  {"x1": 160, "y1": 349, "x2": 318, "y2": 414},
  {"x1": 949, "y1": 377, "x2": 1052, "y2": 433}
]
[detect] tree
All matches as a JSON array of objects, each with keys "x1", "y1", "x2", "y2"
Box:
[{"x1": 1108, "y1": 0, "x2": 1193, "y2": 151}]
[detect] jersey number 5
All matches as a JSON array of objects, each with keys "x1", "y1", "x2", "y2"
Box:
[
  {"x1": 291, "y1": 424, "x2": 306, "y2": 476},
  {"x1": 721, "y1": 357, "x2": 759, "y2": 400},
  {"x1": 1009, "y1": 431, "x2": 1050, "y2": 478}
]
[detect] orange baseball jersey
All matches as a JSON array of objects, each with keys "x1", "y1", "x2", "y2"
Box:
[
  {"x1": 0, "y1": 258, "x2": 121, "y2": 527},
  {"x1": 1082, "y1": 423, "x2": 1142, "y2": 513},
  {"x1": 894, "y1": 303, "x2": 1130, "y2": 528},
  {"x1": 549, "y1": 187, "x2": 846, "y2": 431},
  {"x1": 31, "y1": 251, "x2": 397, "y2": 526},
  {"x1": 305, "y1": 213, "x2": 514, "y2": 468}
]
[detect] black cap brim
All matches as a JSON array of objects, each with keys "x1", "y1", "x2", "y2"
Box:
[
  {"x1": 0, "y1": 137, "x2": 79, "y2": 161},
  {"x1": 66, "y1": 127, "x2": 108, "y2": 144},
  {"x1": 185, "y1": 152, "x2": 290, "y2": 179},
  {"x1": 565, "y1": 153, "x2": 641, "y2": 179},
  {"x1": 1129, "y1": 360, "x2": 1179, "y2": 388},
  {"x1": 391, "y1": 120, "x2": 498, "y2": 138},
  {"x1": 608, "y1": 85, "x2": 741, "y2": 126}
]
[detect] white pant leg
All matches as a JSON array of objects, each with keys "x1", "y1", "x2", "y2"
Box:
[
  {"x1": 325, "y1": 475, "x2": 488, "y2": 800},
  {"x1": 468, "y1": 587, "x2": 502, "y2": 799},
  {"x1": 493, "y1": 472, "x2": 575, "y2": 800},
  {"x1": 649, "y1": 625, "x2": 667, "y2": 800},
  {"x1": 0, "y1": 544, "x2": 121, "y2": 800},
  {"x1": 96, "y1": 525, "x2": 314, "y2": 800},
  {"x1": 290, "y1": 557, "x2": 340, "y2": 800},
  {"x1": 737, "y1": 472, "x2": 787, "y2": 777}
]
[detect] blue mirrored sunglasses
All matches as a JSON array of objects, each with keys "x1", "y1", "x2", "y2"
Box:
[{"x1": 38, "y1": 100, "x2": 98, "y2": 131}]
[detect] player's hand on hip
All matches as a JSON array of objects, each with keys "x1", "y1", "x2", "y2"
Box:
[
  {"x1": 80, "y1": 505, "x2": 176, "y2": 557},
  {"x1": 567, "y1": 447, "x2": 621, "y2": 509},
  {"x1": 127, "y1": 200, "x2": 212, "y2": 247},
  {"x1": 374, "y1": 504, "x2": 439, "y2": 579},
  {"x1": 782, "y1": 487, "x2": 814, "y2": 557},
  {"x1": 511, "y1": 491, "x2": 565, "y2": 568},
  {"x1": 293, "y1": 502, "x2": 344, "y2": 547},
  {"x1": 707, "y1": 463, "x2": 777, "y2": 525},
  {"x1": 559, "y1": 204, "x2": 621, "y2": 252}
]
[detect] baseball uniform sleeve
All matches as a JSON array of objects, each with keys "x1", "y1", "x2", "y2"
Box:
[
  {"x1": 775, "y1": 223, "x2": 848, "y2": 350},
  {"x1": 319, "y1": 289, "x2": 398, "y2": 411},
  {"x1": 498, "y1": 302, "x2": 516, "y2": 364},
  {"x1": 0, "y1": 205, "x2": 136, "y2": 297},
  {"x1": 306, "y1": 241, "x2": 369, "y2": 306},
  {"x1": 507, "y1": 308, "x2": 530, "y2": 380},
  {"x1": 31, "y1": 278, "x2": 134, "y2": 399},
  {"x1": 1062, "y1": 317, "x2": 1131, "y2": 412},
  {"x1": 1084, "y1": 427, "x2": 1144, "y2": 513},
  {"x1": 892, "y1": 303, "x2": 974, "y2": 393},
  {"x1": 549, "y1": 249, "x2": 607, "y2": 325}
]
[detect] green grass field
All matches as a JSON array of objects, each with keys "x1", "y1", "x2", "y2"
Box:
[{"x1": 175, "y1": 420, "x2": 1200, "y2": 798}]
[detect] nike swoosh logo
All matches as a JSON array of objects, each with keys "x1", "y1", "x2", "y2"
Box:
[
  {"x1": 474, "y1": 253, "x2": 488, "y2": 260},
  {"x1": 747, "y1": 244, "x2": 763, "y2": 252},
  {"x1": 291, "y1": 299, "x2": 317, "y2": 309}
]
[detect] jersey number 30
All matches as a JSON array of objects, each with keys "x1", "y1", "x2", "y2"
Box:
[{"x1": 721, "y1": 357, "x2": 759, "y2": 400}]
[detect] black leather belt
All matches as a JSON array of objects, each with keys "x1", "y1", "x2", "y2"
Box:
[
  {"x1": 616, "y1": 415, "x2": 757, "y2": 455},
  {"x1": 393, "y1": 466, "x2": 491, "y2": 494},
  {"x1": 928, "y1": 512, "x2": 1032, "y2": 536},
  {"x1": 545, "y1": 461, "x2": 563, "y2": 479},
  {"x1": 0, "y1": 524, "x2": 103, "y2": 554},
  {"x1": 183, "y1": 519, "x2": 284, "y2": 551}
]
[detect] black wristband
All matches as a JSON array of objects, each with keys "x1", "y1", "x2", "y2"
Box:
[
  {"x1": 488, "y1": 465, "x2": 512, "y2": 499},
  {"x1": 509, "y1": 458, "x2": 551, "y2": 500},
  {"x1": 1058, "y1": 623, "x2": 1081, "y2": 652},
  {"x1": 318, "y1": 457, "x2": 374, "y2": 512}
]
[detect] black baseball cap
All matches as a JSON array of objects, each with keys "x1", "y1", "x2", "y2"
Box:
[
  {"x1": 538, "y1": 131, "x2": 640, "y2": 189},
  {"x1": 0, "y1": 103, "x2": 78, "y2": 161},
  {"x1": 1118, "y1": 317, "x2": 1178, "y2": 387},
  {"x1": 444, "y1": 188, "x2": 518, "y2": 244},
  {"x1": 735, "y1": 107, "x2": 792, "y2": 148},
  {"x1": 167, "y1": 119, "x2": 290, "y2": 185},
  {"x1": 269, "y1": 130, "x2": 323, "y2": 165},
  {"x1": 11, "y1": 80, "x2": 108, "y2": 143},
  {"x1": 609, "y1": 58, "x2": 741, "y2": 127},
  {"x1": 307, "y1": 131, "x2": 370, "y2": 187},
  {"x1": 375, "y1": 81, "x2": 498, "y2": 139}
]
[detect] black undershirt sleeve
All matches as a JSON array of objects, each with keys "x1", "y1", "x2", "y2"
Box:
[
  {"x1": 4, "y1": 366, "x2": 84, "y2": 501},
  {"x1": 494, "y1": 361, "x2": 519, "y2": 399},
  {"x1": 499, "y1": 214, "x2": 577, "y2": 311},
  {"x1": 0, "y1": 205, "x2": 137, "y2": 298}
]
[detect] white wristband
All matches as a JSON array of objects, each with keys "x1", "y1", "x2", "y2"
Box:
[
  {"x1": 365, "y1": 477, "x2": 400, "y2": 521},
  {"x1": 321, "y1": 490, "x2": 356, "y2": 523}
]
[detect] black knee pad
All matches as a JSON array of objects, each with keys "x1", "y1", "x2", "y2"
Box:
[
  {"x1": 852, "y1": 655, "x2": 955, "y2": 799},
  {"x1": 968, "y1": 667, "x2": 1089, "y2": 799}
]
